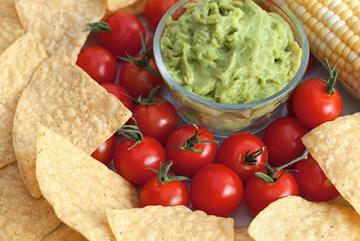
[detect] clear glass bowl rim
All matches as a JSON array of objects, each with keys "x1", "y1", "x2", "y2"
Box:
[{"x1": 153, "y1": 0, "x2": 310, "y2": 111}]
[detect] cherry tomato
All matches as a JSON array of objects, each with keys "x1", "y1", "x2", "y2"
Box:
[
  {"x1": 91, "y1": 135, "x2": 116, "y2": 165},
  {"x1": 100, "y1": 83, "x2": 134, "y2": 110},
  {"x1": 166, "y1": 125, "x2": 217, "y2": 177},
  {"x1": 119, "y1": 57, "x2": 162, "y2": 97},
  {"x1": 306, "y1": 54, "x2": 315, "y2": 74},
  {"x1": 98, "y1": 12, "x2": 146, "y2": 57},
  {"x1": 190, "y1": 164, "x2": 243, "y2": 217},
  {"x1": 218, "y1": 133, "x2": 267, "y2": 183},
  {"x1": 144, "y1": 0, "x2": 178, "y2": 30},
  {"x1": 76, "y1": 46, "x2": 117, "y2": 84},
  {"x1": 295, "y1": 155, "x2": 339, "y2": 202},
  {"x1": 263, "y1": 117, "x2": 308, "y2": 167},
  {"x1": 286, "y1": 88, "x2": 297, "y2": 116},
  {"x1": 245, "y1": 171, "x2": 299, "y2": 215},
  {"x1": 134, "y1": 99, "x2": 178, "y2": 144},
  {"x1": 293, "y1": 78, "x2": 342, "y2": 129},
  {"x1": 140, "y1": 162, "x2": 189, "y2": 207},
  {"x1": 114, "y1": 128, "x2": 166, "y2": 186}
]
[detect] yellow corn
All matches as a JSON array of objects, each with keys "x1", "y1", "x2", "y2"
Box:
[{"x1": 285, "y1": 0, "x2": 360, "y2": 100}]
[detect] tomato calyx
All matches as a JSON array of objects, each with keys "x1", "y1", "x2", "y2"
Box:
[
  {"x1": 88, "y1": 21, "x2": 111, "y2": 33},
  {"x1": 255, "y1": 150, "x2": 309, "y2": 184},
  {"x1": 243, "y1": 147, "x2": 265, "y2": 165},
  {"x1": 117, "y1": 124, "x2": 144, "y2": 148},
  {"x1": 148, "y1": 161, "x2": 191, "y2": 184},
  {"x1": 324, "y1": 59, "x2": 338, "y2": 95},
  {"x1": 136, "y1": 86, "x2": 162, "y2": 105},
  {"x1": 173, "y1": 125, "x2": 218, "y2": 153},
  {"x1": 120, "y1": 33, "x2": 162, "y2": 79}
]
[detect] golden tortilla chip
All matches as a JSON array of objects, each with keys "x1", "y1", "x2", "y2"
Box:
[
  {"x1": 0, "y1": 33, "x2": 47, "y2": 169},
  {"x1": 0, "y1": 0, "x2": 24, "y2": 54},
  {"x1": 36, "y1": 127, "x2": 138, "y2": 241},
  {"x1": 107, "y1": 0, "x2": 138, "y2": 12},
  {"x1": 117, "y1": 0, "x2": 147, "y2": 15},
  {"x1": 107, "y1": 205, "x2": 234, "y2": 241},
  {"x1": 0, "y1": 163, "x2": 61, "y2": 241},
  {"x1": 249, "y1": 196, "x2": 360, "y2": 241},
  {"x1": 235, "y1": 227, "x2": 253, "y2": 241},
  {"x1": 15, "y1": 0, "x2": 106, "y2": 63},
  {"x1": 302, "y1": 113, "x2": 360, "y2": 214},
  {"x1": 43, "y1": 224, "x2": 86, "y2": 241},
  {"x1": 13, "y1": 54, "x2": 132, "y2": 198}
]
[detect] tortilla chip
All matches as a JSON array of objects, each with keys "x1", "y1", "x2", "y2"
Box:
[
  {"x1": 302, "y1": 113, "x2": 360, "y2": 214},
  {"x1": 248, "y1": 196, "x2": 360, "y2": 241},
  {"x1": 43, "y1": 224, "x2": 86, "y2": 241},
  {"x1": 329, "y1": 195, "x2": 352, "y2": 208},
  {"x1": 0, "y1": 33, "x2": 47, "y2": 169},
  {"x1": 15, "y1": 0, "x2": 106, "y2": 63},
  {"x1": 0, "y1": 0, "x2": 24, "y2": 54},
  {"x1": 0, "y1": 163, "x2": 61, "y2": 241},
  {"x1": 36, "y1": 127, "x2": 138, "y2": 241},
  {"x1": 107, "y1": 0, "x2": 138, "y2": 12},
  {"x1": 235, "y1": 227, "x2": 253, "y2": 241},
  {"x1": 117, "y1": 0, "x2": 147, "y2": 15},
  {"x1": 107, "y1": 205, "x2": 234, "y2": 241},
  {"x1": 13, "y1": 54, "x2": 132, "y2": 198}
]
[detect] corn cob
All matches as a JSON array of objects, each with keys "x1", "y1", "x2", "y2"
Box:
[{"x1": 285, "y1": 0, "x2": 360, "y2": 100}]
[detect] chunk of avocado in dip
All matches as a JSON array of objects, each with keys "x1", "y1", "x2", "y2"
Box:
[{"x1": 161, "y1": 0, "x2": 302, "y2": 104}]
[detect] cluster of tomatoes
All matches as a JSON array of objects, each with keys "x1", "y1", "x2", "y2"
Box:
[{"x1": 76, "y1": 0, "x2": 344, "y2": 218}]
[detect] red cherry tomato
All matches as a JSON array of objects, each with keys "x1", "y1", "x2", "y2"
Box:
[
  {"x1": 306, "y1": 54, "x2": 315, "y2": 74},
  {"x1": 144, "y1": 0, "x2": 178, "y2": 30},
  {"x1": 76, "y1": 46, "x2": 117, "y2": 84},
  {"x1": 295, "y1": 155, "x2": 339, "y2": 202},
  {"x1": 98, "y1": 12, "x2": 146, "y2": 57},
  {"x1": 286, "y1": 87, "x2": 298, "y2": 116},
  {"x1": 218, "y1": 133, "x2": 267, "y2": 183},
  {"x1": 263, "y1": 117, "x2": 308, "y2": 167},
  {"x1": 100, "y1": 83, "x2": 134, "y2": 110},
  {"x1": 293, "y1": 78, "x2": 343, "y2": 129},
  {"x1": 133, "y1": 99, "x2": 178, "y2": 144},
  {"x1": 166, "y1": 125, "x2": 217, "y2": 177},
  {"x1": 190, "y1": 164, "x2": 243, "y2": 217},
  {"x1": 140, "y1": 162, "x2": 189, "y2": 207},
  {"x1": 114, "y1": 133, "x2": 166, "y2": 186},
  {"x1": 245, "y1": 171, "x2": 299, "y2": 215},
  {"x1": 91, "y1": 135, "x2": 116, "y2": 165},
  {"x1": 119, "y1": 57, "x2": 163, "y2": 97}
]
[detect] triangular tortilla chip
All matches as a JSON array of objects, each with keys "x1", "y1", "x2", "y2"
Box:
[
  {"x1": 0, "y1": 163, "x2": 61, "y2": 241},
  {"x1": 106, "y1": 0, "x2": 138, "y2": 12},
  {"x1": 36, "y1": 127, "x2": 138, "y2": 241},
  {"x1": 107, "y1": 205, "x2": 234, "y2": 241},
  {"x1": 13, "y1": 54, "x2": 132, "y2": 198},
  {"x1": 0, "y1": 33, "x2": 47, "y2": 169},
  {"x1": 43, "y1": 224, "x2": 86, "y2": 241},
  {"x1": 249, "y1": 196, "x2": 360, "y2": 241},
  {"x1": 0, "y1": 0, "x2": 24, "y2": 54},
  {"x1": 235, "y1": 227, "x2": 253, "y2": 241},
  {"x1": 302, "y1": 113, "x2": 360, "y2": 214},
  {"x1": 15, "y1": 0, "x2": 106, "y2": 63}
]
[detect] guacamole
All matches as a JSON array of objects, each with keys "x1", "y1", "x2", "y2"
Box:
[{"x1": 161, "y1": 0, "x2": 302, "y2": 104}]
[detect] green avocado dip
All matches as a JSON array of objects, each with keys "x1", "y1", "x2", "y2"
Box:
[{"x1": 161, "y1": 0, "x2": 302, "y2": 104}]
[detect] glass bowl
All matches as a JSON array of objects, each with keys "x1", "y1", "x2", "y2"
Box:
[{"x1": 154, "y1": 0, "x2": 309, "y2": 138}]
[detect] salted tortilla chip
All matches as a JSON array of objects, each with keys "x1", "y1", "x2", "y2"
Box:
[
  {"x1": 43, "y1": 224, "x2": 86, "y2": 241},
  {"x1": 117, "y1": 0, "x2": 147, "y2": 15},
  {"x1": 302, "y1": 113, "x2": 360, "y2": 214},
  {"x1": 13, "y1": 54, "x2": 132, "y2": 198},
  {"x1": 107, "y1": 0, "x2": 138, "y2": 12},
  {"x1": 0, "y1": 33, "x2": 47, "y2": 169},
  {"x1": 0, "y1": 0, "x2": 24, "y2": 54},
  {"x1": 36, "y1": 127, "x2": 138, "y2": 241},
  {"x1": 15, "y1": 0, "x2": 105, "y2": 63},
  {"x1": 249, "y1": 196, "x2": 360, "y2": 241},
  {"x1": 0, "y1": 163, "x2": 61, "y2": 241},
  {"x1": 107, "y1": 205, "x2": 234, "y2": 241},
  {"x1": 235, "y1": 227, "x2": 253, "y2": 241}
]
